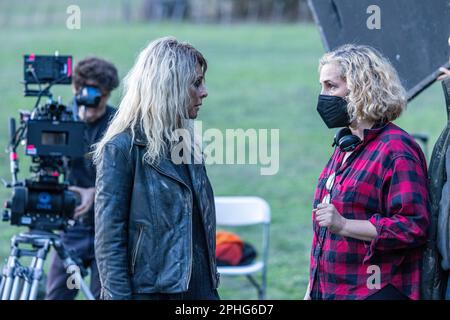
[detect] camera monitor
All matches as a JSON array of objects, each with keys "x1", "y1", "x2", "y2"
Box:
[
  {"x1": 24, "y1": 54, "x2": 72, "y2": 85},
  {"x1": 25, "y1": 120, "x2": 85, "y2": 157}
]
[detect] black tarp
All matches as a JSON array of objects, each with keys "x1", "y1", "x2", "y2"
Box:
[{"x1": 308, "y1": 0, "x2": 450, "y2": 100}]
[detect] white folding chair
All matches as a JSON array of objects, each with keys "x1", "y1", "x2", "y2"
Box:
[{"x1": 214, "y1": 196, "x2": 270, "y2": 300}]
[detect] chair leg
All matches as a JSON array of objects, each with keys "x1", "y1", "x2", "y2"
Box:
[{"x1": 246, "y1": 275, "x2": 264, "y2": 300}]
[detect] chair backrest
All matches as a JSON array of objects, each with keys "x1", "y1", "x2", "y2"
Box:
[{"x1": 214, "y1": 196, "x2": 271, "y2": 226}]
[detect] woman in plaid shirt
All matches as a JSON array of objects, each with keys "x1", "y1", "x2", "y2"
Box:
[{"x1": 305, "y1": 45, "x2": 430, "y2": 300}]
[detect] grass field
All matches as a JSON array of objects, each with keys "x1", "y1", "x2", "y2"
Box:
[{"x1": 0, "y1": 21, "x2": 446, "y2": 300}]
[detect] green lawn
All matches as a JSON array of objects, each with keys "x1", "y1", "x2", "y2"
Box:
[{"x1": 0, "y1": 22, "x2": 446, "y2": 300}]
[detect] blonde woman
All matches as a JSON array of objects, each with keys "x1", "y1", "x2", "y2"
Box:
[
  {"x1": 93, "y1": 37, "x2": 219, "y2": 300},
  {"x1": 306, "y1": 44, "x2": 430, "y2": 300}
]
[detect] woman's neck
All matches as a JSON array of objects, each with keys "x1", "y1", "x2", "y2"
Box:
[{"x1": 349, "y1": 119, "x2": 374, "y2": 140}]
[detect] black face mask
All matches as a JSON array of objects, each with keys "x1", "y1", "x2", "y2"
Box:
[{"x1": 316, "y1": 94, "x2": 350, "y2": 128}]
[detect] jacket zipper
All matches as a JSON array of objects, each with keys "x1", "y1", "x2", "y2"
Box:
[
  {"x1": 131, "y1": 225, "x2": 144, "y2": 274},
  {"x1": 150, "y1": 165, "x2": 193, "y2": 291},
  {"x1": 202, "y1": 179, "x2": 219, "y2": 288},
  {"x1": 187, "y1": 194, "x2": 193, "y2": 290}
]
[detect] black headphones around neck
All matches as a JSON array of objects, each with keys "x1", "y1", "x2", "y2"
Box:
[{"x1": 332, "y1": 127, "x2": 362, "y2": 152}]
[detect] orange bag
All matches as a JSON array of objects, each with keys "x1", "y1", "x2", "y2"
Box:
[{"x1": 215, "y1": 230, "x2": 244, "y2": 266}]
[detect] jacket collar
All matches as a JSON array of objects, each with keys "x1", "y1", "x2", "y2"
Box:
[
  {"x1": 132, "y1": 127, "x2": 147, "y2": 146},
  {"x1": 131, "y1": 126, "x2": 203, "y2": 193}
]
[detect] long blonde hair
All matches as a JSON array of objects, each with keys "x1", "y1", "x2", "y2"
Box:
[
  {"x1": 319, "y1": 44, "x2": 406, "y2": 123},
  {"x1": 93, "y1": 37, "x2": 207, "y2": 165}
]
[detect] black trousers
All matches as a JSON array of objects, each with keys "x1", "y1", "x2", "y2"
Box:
[{"x1": 45, "y1": 224, "x2": 101, "y2": 300}]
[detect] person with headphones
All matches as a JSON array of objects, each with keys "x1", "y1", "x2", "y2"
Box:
[{"x1": 305, "y1": 44, "x2": 430, "y2": 300}]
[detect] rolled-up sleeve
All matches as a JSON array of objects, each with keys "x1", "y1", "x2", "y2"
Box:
[
  {"x1": 94, "y1": 142, "x2": 133, "y2": 300},
  {"x1": 364, "y1": 155, "x2": 430, "y2": 263}
]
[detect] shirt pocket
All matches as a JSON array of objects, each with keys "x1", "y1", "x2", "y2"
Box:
[{"x1": 333, "y1": 171, "x2": 382, "y2": 220}]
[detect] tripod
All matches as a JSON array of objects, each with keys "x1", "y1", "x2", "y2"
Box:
[{"x1": 0, "y1": 230, "x2": 94, "y2": 300}]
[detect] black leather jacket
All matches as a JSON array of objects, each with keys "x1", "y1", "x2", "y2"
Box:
[{"x1": 94, "y1": 130, "x2": 219, "y2": 300}]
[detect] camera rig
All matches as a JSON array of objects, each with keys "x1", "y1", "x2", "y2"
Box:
[
  {"x1": 2, "y1": 53, "x2": 85, "y2": 231},
  {"x1": 0, "y1": 53, "x2": 96, "y2": 301}
]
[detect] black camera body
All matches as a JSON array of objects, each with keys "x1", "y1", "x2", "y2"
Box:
[
  {"x1": 6, "y1": 178, "x2": 79, "y2": 230},
  {"x1": 3, "y1": 53, "x2": 85, "y2": 231}
]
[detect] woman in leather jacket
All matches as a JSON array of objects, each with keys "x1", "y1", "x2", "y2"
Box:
[{"x1": 93, "y1": 37, "x2": 220, "y2": 300}]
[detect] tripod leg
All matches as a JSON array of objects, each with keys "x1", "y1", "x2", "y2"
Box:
[
  {"x1": 53, "y1": 238, "x2": 95, "y2": 300},
  {"x1": 27, "y1": 237, "x2": 53, "y2": 300},
  {"x1": 1, "y1": 255, "x2": 17, "y2": 300},
  {"x1": 0, "y1": 262, "x2": 8, "y2": 296},
  {"x1": 63, "y1": 258, "x2": 95, "y2": 300},
  {"x1": 20, "y1": 279, "x2": 31, "y2": 300},
  {"x1": 19, "y1": 257, "x2": 36, "y2": 300},
  {"x1": 28, "y1": 257, "x2": 45, "y2": 300},
  {"x1": 0, "y1": 275, "x2": 5, "y2": 296},
  {"x1": 9, "y1": 270, "x2": 23, "y2": 300},
  {"x1": 0, "y1": 264, "x2": 7, "y2": 297},
  {"x1": 78, "y1": 275, "x2": 95, "y2": 300}
]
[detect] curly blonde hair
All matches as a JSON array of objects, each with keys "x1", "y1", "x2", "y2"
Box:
[{"x1": 319, "y1": 44, "x2": 406, "y2": 123}]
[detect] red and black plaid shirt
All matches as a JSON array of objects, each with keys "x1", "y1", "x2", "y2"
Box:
[{"x1": 309, "y1": 122, "x2": 430, "y2": 300}]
